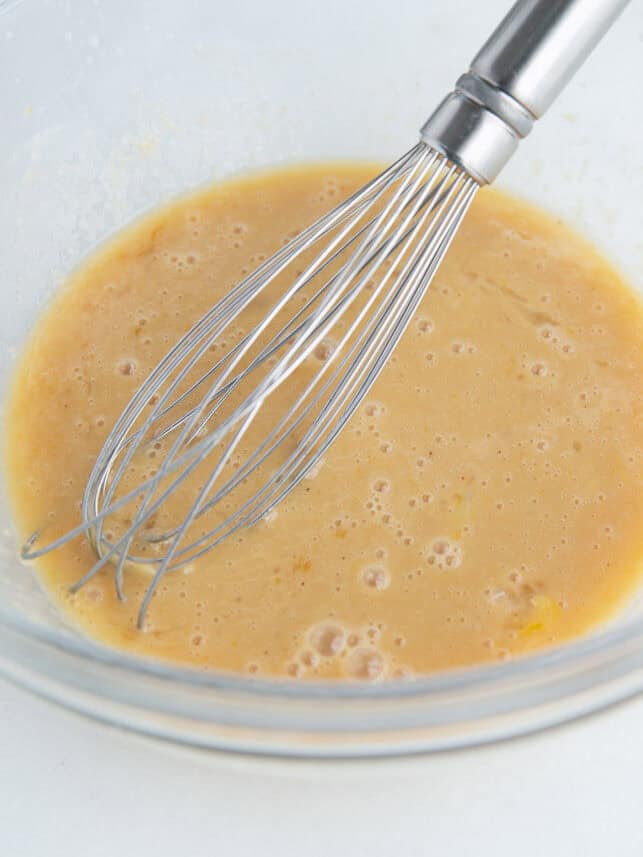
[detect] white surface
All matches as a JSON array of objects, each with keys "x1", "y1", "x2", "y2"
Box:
[
  {"x1": 2, "y1": 676, "x2": 643, "y2": 856},
  {"x1": 2, "y1": 1, "x2": 643, "y2": 849}
]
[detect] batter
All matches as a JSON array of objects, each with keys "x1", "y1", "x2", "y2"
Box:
[{"x1": 6, "y1": 164, "x2": 643, "y2": 679}]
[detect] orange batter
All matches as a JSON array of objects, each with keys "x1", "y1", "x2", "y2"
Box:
[{"x1": 6, "y1": 164, "x2": 643, "y2": 679}]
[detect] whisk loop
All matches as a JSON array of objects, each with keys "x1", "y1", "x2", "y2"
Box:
[
  {"x1": 24, "y1": 143, "x2": 477, "y2": 625},
  {"x1": 24, "y1": 0, "x2": 627, "y2": 626}
]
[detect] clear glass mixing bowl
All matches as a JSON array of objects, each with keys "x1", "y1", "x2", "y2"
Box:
[{"x1": 1, "y1": 0, "x2": 642, "y2": 757}]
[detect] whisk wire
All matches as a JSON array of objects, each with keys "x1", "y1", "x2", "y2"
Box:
[
  {"x1": 23, "y1": 143, "x2": 479, "y2": 625},
  {"x1": 85, "y1": 146, "x2": 428, "y2": 581},
  {"x1": 130, "y1": 147, "x2": 445, "y2": 620}
]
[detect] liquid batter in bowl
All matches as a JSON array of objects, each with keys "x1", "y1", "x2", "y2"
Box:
[{"x1": 6, "y1": 164, "x2": 643, "y2": 679}]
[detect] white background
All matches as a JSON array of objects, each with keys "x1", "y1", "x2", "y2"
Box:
[
  {"x1": 2, "y1": 1, "x2": 642, "y2": 852},
  {"x1": 2, "y1": 677, "x2": 642, "y2": 856}
]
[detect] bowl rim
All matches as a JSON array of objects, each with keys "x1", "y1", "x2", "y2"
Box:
[
  {"x1": 2, "y1": 588, "x2": 643, "y2": 702},
  {"x1": 2, "y1": 0, "x2": 642, "y2": 742},
  {"x1": 2, "y1": 583, "x2": 643, "y2": 757}
]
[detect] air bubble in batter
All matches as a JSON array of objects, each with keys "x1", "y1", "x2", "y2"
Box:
[
  {"x1": 362, "y1": 565, "x2": 390, "y2": 590},
  {"x1": 309, "y1": 622, "x2": 345, "y2": 657},
  {"x1": 426, "y1": 538, "x2": 462, "y2": 570},
  {"x1": 345, "y1": 647, "x2": 385, "y2": 680}
]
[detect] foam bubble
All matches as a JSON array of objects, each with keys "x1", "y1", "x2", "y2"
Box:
[
  {"x1": 314, "y1": 339, "x2": 335, "y2": 361},
  {"x1": 364, "y1": 402, "x2": 382, "y2": 417},
  {"x1": 262, "y1": 508, "x2": 278, "y2": 525},
  {"x1": 373, "y1": 478, "x2": 390, "y2": 494},
  {"x1": 362, "y1": 565, "x2": 390, "y2": 590},
  {"x1": 300, "y1": 650, "x2": 319, "y2": 668},
  {"x1": 117, "y1": 359, "x2": 137, "y2": 376},
  {"x1": 345, "y1": 647, "x2": 385, "y2": 680},
  {"x1": 309, "y1": 622, "x2": 345, "y2": 657},
  {"x1": 426, "y1": 538, "x2": 462, "y2": 570}
]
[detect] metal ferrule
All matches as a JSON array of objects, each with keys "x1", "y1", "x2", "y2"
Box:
[
  {"x1": 420, "y1": 0, "x2": 629, "y2": 184},
  {"x1": 420, "y1": 84, "x2": 530, "y2": 186}
]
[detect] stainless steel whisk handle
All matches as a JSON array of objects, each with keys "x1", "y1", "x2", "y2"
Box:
[{"x1": 421, "y1": 0, "x2": 630, "y2": 184}]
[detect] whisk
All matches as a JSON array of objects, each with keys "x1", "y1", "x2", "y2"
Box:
[{"x1": 24, "y1": 0, "x2": 629, "y2": 626}]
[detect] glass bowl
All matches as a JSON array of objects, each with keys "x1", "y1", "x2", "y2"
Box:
[{"x1": 0, "y1": 0, "x2": 641, "y2": 757}]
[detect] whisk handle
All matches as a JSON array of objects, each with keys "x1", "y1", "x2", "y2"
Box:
[
  {"x1": 470, "y1": 0, "x2": 628, "y2": 118},
  {"x1": 421, "y1": 0, "x2": 630, "y2": 184}
]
